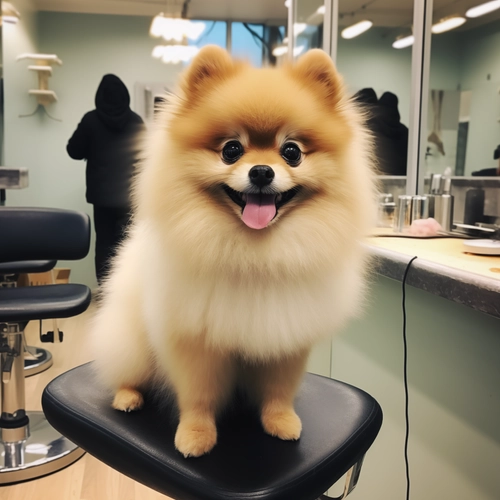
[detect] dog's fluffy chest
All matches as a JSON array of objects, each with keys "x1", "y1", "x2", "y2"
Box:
[{"x1": 143, "y1": 258, "x2": 361, "y2": 360}]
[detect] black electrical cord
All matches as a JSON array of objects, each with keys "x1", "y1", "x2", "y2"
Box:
[{"x1": 402, "y1": 256, "x2": 417, "y2": 500}]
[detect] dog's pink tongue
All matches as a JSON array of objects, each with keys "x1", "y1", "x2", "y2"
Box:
[{"x1": 242, "y1": 193, "x2": 276, "y2": 230}]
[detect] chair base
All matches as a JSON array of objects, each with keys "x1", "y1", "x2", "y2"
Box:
[
  {"x1": 24, "y1": 347, "x2": 53, "y2": 377},
  {"x1": 0, "y1": 411, "x2": 85, "y2": 484}
]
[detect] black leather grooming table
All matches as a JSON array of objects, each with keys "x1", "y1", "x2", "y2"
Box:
[{"x1": 43, "y1": 363, "x2": 383, "y2": 500}]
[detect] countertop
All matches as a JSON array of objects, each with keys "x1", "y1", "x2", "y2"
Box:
[{"x1": 367, "y1": 231, "x2": 500, "y2": 319}]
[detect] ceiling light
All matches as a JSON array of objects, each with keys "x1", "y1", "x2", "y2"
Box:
[
  {"x1": 392, "y1": 34, "x2": 414, "y2": 49},
  {"x1": 431, "y1": 15, "x2": 466, "y2": 34},
  {"x1": 466, "y1": 0, "x2": 500, "y2": 18},
  {"x1": 162, "y1": 45, "x2": 199, "y2": 64},
  {"x1": 316, "y1": 6, "x2": 326, "y2": 15},
  {"x1": 152, "y1": 46, "x2": 165, "y2": 59},
  {"x1": 150, "y1": 14, "x2": 205, "y2": 42},
  {"x1": 294, "y1": 23, "x2": 307, "y2": 36},
  {"x1": 294, "y1": 45, "x2": 305, "y2": 56},
  {"x1": 341, "y1": 20, "x2": 373, "y2": 39},
  {"x1": 272, "y1": 45, "x2": 305, "y2": 57},
  {"x1": 284, "y1": 0, "x2": 291, "y2": 8},
  {"x1": 272, "y1": 45, "x2": 288, "y2": 57}
]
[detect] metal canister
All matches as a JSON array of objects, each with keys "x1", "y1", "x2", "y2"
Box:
[
  {"x1": 394, "y1": 195, "x2": 413, "y2": 232},
  {"x1": 411, "y1": 195, "x2": 429, "y2": 222}
]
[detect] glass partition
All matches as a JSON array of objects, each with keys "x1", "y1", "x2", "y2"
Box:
[{"x1": 425, "y1": 0, "x2": 500, "y2": 178}]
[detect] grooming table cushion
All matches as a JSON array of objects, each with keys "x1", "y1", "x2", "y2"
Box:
[{"x1": 43, "y1": 363, "x2": 382, "y2": 500}]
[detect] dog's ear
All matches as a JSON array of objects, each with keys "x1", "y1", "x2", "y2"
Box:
[
  {"x1": 292, "y1": 49, "x2": 344, "y2": 106},
  {"x1": 181, "y1": 45, "x2": 237, "y2": 99}
]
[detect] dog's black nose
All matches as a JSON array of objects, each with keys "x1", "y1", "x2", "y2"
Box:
[{"x1": 249, "y1": 165, "x2": 275, "y2": 188}]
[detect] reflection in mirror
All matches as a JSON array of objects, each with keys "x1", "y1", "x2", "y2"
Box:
[
  {"x1": 337, "y1": 0, "x2": 415, "y2": 183},
  {"x1": 426, "y1": 0, "x2": 500, "y2": 178}
]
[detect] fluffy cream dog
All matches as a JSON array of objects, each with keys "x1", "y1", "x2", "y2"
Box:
[{"x1": 90, "y1": 46, "x2": 377, "y2": 458}]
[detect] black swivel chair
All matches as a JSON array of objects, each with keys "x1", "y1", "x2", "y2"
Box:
[
  {"x1": 0, "y1": 259, "x2": 58, "y2": 376},
  {"x1": 0, "y1": 207, "x2": 92, "y2": 483}
]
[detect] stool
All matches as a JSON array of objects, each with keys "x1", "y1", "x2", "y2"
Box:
[
  {"x1": 0, "y1": 207, "x2": 91, "y2": 483},
  {"x1": 0, "y1": 260, "x2": 57, "y2": 377},
  {"x1": 43, "y1": 363, "x2": 382, "y2": 499}
]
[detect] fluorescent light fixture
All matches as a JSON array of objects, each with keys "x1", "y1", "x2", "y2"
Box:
[
  {"x1": 272, "y1": 44, "x2": 306, "y2": 57},
  {"x1": 161, "y1": 45, "x2": 199, "y2": 64},
  {"x1": 466, "y1": 0, "x2": 500, "y2": 18},
  {"x1": 150, "y1": 14, "x2": 205, "y2": 42},
  {"x1": 431, "y1": 15, "x2": 466, "y2": 34},
  {"x1": 392, "y1": 34, "x2": 414, "y2": 49},
  {"x1": 341, "y1": 20, "x2": 373, "y2": 39},
  {"x1": 150, "y1": 13, "x2": 168, "y2": 37},
  {"x1": 293, "y1": 45, "x2": 305, "y2": 56},
  {"x1": 272, "y1": 45, "x2": 288, "y2": 57},
  {"x1": 316, "y1": 5, "x2": 325, "y2": 15},
  {"x1": 284, "y1": 0, "x2": 291, "y2": 8},
  {"x1": 294, "y1": 23, "x2": 307, "y2": 36},
  {"x1": 152, "y1": 45, "x2": 165, "y2": 58}
]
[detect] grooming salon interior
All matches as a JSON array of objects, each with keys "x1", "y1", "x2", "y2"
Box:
[{"x1": 0, "y1": 0, "x2": 499, "y2": 499}]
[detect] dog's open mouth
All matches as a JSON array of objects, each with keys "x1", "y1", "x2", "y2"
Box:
[{"x1": 223, "y1": 185, "x2": 299, "y2": 230}]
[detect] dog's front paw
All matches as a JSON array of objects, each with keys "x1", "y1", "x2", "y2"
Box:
[
  {"x1": 112, "y1": 387, "x2": 144, "y2": 412},
  {"x1": 175, "y1": 417, "x2": 217, "y2": 458},
  {"x1": 261, "y1": 407, "x2": 302, "y2": 441}
]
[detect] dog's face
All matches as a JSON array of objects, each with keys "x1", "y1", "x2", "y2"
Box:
[
  {"x1": 138, "y1": 46, "x2": 375, "y2": 275},
  {"x1": 166, "y1": 46, "x2": 355, "y2": 231}
]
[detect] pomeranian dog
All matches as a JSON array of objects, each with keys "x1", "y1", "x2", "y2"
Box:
[{"x1": 90, "y1": 45, "x2": 377, "y2": 458}]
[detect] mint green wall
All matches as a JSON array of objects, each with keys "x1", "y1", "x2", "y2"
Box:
[
  {"x1": 4, "y1": 12, "x2": 183, "y2": 288},
  {"x1": 332, "y1": 275, "x2": 500, "y2": 500},
  {"x1": 3, "y1": 0, "x2": 39, "y2": 171}
]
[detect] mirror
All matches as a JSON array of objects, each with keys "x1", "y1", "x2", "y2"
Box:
[
  {"x1": 425, "y1": 0, "x2": 500, "y2": 178},
  {"x1": 336, "y1": 0, "x2": 415, "y2": 186}
]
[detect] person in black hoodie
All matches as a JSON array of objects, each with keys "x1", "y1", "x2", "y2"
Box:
[
  {"x1": 67, "y1": 74, "x2": 145, "y2": 284},
  {"x1": 373, "y1": 92, "x2": 408, "y2": 176}
]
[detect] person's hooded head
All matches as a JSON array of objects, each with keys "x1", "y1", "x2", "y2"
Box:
[
  {"x1": 95, "y1": 74, "x2": 132, "y2": 130},
  {"x1": 352, "y1": 87, "x2": 378, "y2": 106},
  {"x1": 378, "y1": 91, "x2": 401, "y2": 122}
]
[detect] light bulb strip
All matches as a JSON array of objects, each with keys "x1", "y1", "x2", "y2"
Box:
[
  {"x1": 466, "y1": 0, "x2": 500, "y2": 18},
  {"x1": 341, "y1": 20, "x2": 373, "y2": 39}
]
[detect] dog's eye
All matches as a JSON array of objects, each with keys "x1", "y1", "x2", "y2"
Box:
[
  {"x1": 222, "y1": 141, "x2": 244, "y2": 164},
  {"x1": 281, "y1": 143, "x2": 302, "y2": 166}
]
